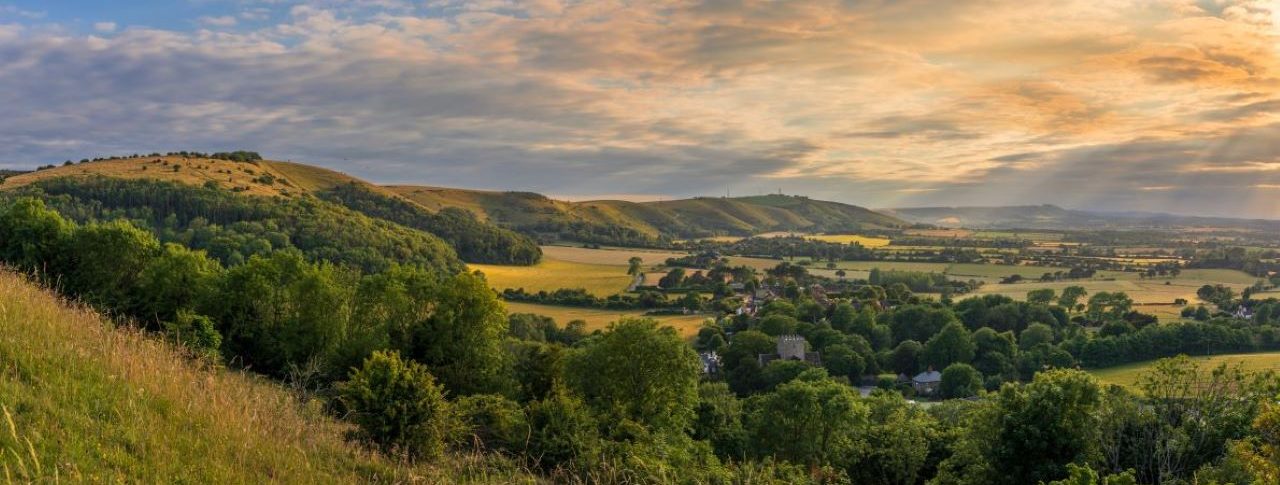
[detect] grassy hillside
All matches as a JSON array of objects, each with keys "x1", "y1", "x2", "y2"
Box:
[
  {"x1": 391, "y1": 186, "x2": 905, "y2": 245},
  {"x1": 0, "y1": 156, "x2": 540, "y2": 266},
  {"x1": 0, "y1": 271, "x2": 533, "y2": 483}
]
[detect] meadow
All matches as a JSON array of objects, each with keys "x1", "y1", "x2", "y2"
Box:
[
  {"x1": 1089, "y1": 351, "x2": 1280, "y2": 389},
  {"x1": 470, "y1": 256, "x2": 634, "y2": 296},
  {"x1": 540, "y1": 245, "x2": 689, "y2": 266},
  {"x1": 503, "y1": 301, "x2": 711, "y2": 339},
  {"x1": 805, "y1": 234, "x2": 892, "y2": 247}
]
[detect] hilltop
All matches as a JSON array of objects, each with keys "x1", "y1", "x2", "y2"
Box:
[
  {"x1": 391, "y1": 186, "x2": 904, "y2": 245},
  {"x1": 0, "y1": 270, "x2": 532, "y2": 483},
  {"x1": 0, "y1": 154, "x2": 542, "y2": 266}
]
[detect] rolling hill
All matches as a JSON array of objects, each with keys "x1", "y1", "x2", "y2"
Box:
[
  {"x1": 0, "y1": 154, "x2": 541, "y2": 266},
  {"x1": 0, "y1": 270, "x2": 532, "y2": 482},
  {"x1": 2, "y1": 154, "x2": 903, "y2": 253},
  {"x1": 391, "y1": 186, "x2": 905, "y2": 245}
]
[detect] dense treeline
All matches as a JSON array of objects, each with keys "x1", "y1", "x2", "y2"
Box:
[
  {"x1": 4, "y1": 177, "x2": 464, "y2": 273},
  {"x1": 318, "y1": 183, "x2": 542, "y2": 265}
]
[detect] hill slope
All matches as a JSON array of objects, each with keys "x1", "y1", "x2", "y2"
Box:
[
  {"x1": 0, "y1": 155, "x2": 540, "y2": 265},
  {"x1": 390, "y1": 186, "x2": 904, "y2": 244},
  {"x1": 0, "y1": 271, "x2": 532, "y2": 483}
]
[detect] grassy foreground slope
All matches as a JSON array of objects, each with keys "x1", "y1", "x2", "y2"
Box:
[{"x1": 0, "y1": 271, "x2": 533, "y2": 483}]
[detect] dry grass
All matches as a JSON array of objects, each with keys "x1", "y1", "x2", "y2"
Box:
[
  {"x1": 470, "y1": 258, "x2": 635, "y2": 296},
  {"x1": 539, "y1": 246, "x2": 689, "y2": 267},
  {"x1": 0, "y1": 157, "x2": 395, "y2": 201},
  {"x1": 503, "y1": 302, "x2": 712, "y2": 340},
  {"x1": 805, "y1": 234, "x2": 892, "y2": 247},
  {"x1": 0, "y1": 271, "x2": 534, "y2": 484}
]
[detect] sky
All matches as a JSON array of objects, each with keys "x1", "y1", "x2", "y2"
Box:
[{"x1": 2, "y1": 1, "x2": 1280, "y2": 217}]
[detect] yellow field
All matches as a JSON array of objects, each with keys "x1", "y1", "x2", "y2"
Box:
[
  {"x1": 1090, "y1": 352, "x2": 1280, "y2": 389},
  {"x1": 540, "y1": 245, "x2": 689, "y2": 266},
  {"x1": 470, "y1": 257, "x2": 634, "y2": 296},
  {"x1": 503, "y1": 301, "x2": 712, "y2": 339},
  {"x1": 806, "y1": 234, "x2": 892, "y2": 247}
]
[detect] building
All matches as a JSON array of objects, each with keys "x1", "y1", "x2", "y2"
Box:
[
  {"x1": 912, "y1": 370, "x2": 943, "y2": 395},
  {"x1": 699, "y1": 351, "x2": 723, "y2": 375},
  {"x1": 758, "y1": 334, "x2": 822, "y2": 366}
]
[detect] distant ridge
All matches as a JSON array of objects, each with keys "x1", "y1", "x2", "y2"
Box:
[
  {"x1": 390, "y1": 186, "x2": 906, "y2": 244},
  {"x1": 885, "y1": 204, "x2": 1280, "y2": 231}
]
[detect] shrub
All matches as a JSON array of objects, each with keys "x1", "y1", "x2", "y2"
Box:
[{"x1": 338, "y1": 350, "x2": 453, "y2": 458}]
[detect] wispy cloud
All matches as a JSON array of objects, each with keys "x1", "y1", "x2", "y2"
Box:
[{"x1": 0, "y1": 0, "x2": 1277, "y2": 216}]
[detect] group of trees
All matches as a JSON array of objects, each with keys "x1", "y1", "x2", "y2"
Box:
[{"x1": 318, "y1": 183, "x2": 541, "y2": 265}]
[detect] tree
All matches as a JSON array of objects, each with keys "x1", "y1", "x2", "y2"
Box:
[
  {"x1": 922, "y1": 322, "x2": 975, "y2": 369},
  {"x1": 822, "y1": 344, "x2": 866, "y2": 380},
  {"x1": 64, "y1": 219, "x2": 161, "y2": 311},
  {"x1": 692, "y1": 382, "x2": 747, "y2": 459},
  {"x1": 393, "y1": 271, "x2": 509, "y2": 395},
  {"x1": 1027, "y1": 288, "x2": 1056, "y2": 305},
  {"x1": 1059, "y1": 286, "x2": 1088, "y2": 311},
  {"x1": 891, "y1": 340, "x2": 924, "y2": 376},
  {"x1": 0, "y1": 197, "x2": 74, "y2": 274},
  {"x1": 564, "y1": 318, "x2": 701, "y2": 434},
  {"x1": 627, "y1": 256, "x2": 643, "y2": 276},
  {"x1": 1087, "y1": 292, "x2": 1133, "y2": 322},
  {"x1": 746, "y1": 373, "x2": 869, "y2": 467},
  {"x1": 940, "y1": 363, "x2": 982, "y2": 399},
  {"x1": 1233, "y1": 397, "x2": 1280, "y2": 483},
  {"x1": 206, "y1": 250, "x2": 353, "y2": 378},
  {"x1": 988, "y1": 369, "x2": 1102, "y2": 484},
  {"x1": 338, "y1": 350, "x2": 454, "y2": 458},
  {"x1": 1019, "y1": 322, "x2": 1055, "y2": 350},
  {"x1": 137, "y1": 243, "x2": 222, "y2": 327},
  {"x1": 757, "y1": 314, "x2": 799, "y2": 336}
]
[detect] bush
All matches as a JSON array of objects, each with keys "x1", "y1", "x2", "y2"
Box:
[
  {"x1": 338, "y1": 350, "x2": 454, "y2": 458},
  {"x1": 455, "y1": 394, "x2": 530, "y2": 454}
]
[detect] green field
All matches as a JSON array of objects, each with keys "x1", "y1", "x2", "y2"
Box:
[
  {"x1": 503, "y1": 301, "x2": 712, "y2": 339},
  {"x1": 1090, "y1": 352, "x2": 1280, "y2": 389}
]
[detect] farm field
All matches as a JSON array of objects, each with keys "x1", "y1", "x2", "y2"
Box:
[
  {"x1": 963, "y1": 271, "x2": 1258, "y2": 319},
  {"x1": 540, "y1": 245, "x2": 689, "y2": 266},
  {"x1": 470, "y1": 257, "x2": 634, "y2": 296},
  {"x1": 1090, "y1": 351, "x2": 1280, "y2": 389},
  {"x1": 806, "y1": 234, "x2": 892, "y2": 247},
  {"x1": 503, "y1": 301, "x2": 712, "y2": 339}
]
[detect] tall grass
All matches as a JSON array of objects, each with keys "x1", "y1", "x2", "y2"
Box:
[{"x1": 0, "y1": 270, "x2": 535, "y2": 484}]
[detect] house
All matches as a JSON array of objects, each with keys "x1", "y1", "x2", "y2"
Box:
[
  {"x1": 699, "y1": 351, "x2": 723, "y2": 375},
  {"x1": 1233, "y1": 306, "x2": 1255, "y2": 320},
  {"x1": 757, "y1": 334, "x2": 822, "y2": 366},
  {"x1": 912, "y1": 370, "x2": 943, "y2": 395}
]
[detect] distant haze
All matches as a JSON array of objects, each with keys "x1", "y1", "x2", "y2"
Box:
[{"x1": 1, "y1": 1, "x2": 1279, "y2": 217}]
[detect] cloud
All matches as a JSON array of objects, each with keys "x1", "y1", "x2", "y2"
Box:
[
  {"x1": 198, "y1": 15, "x2": 238, "y2": 28},
  {"x1": 93, "y1": 22, "x2": 117, "y2": 33},
  {"x1": 0, "y1": 1, "x2": 1278, "y2": 216}
]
